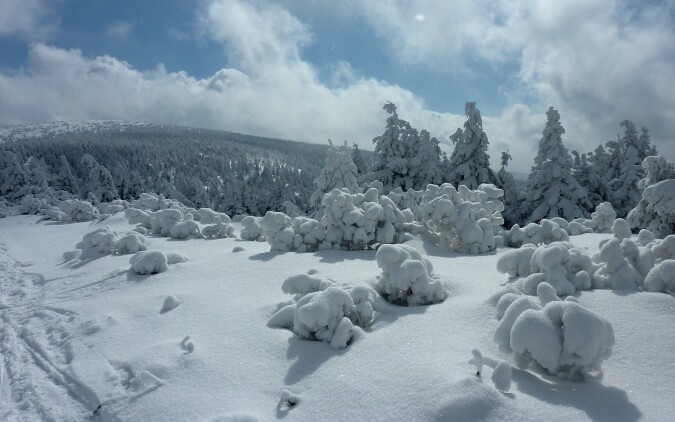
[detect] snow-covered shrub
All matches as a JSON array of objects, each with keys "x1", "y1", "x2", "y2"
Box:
[
  {"x1": 591, "y1": 238, "x2": 644, "y2": 291},
  {"x1": 650, "y1": 235, "x2": 675, "y2": 262},
  {"x1": 114, "y1": 232, "x2": 148, "y2": 254},
  {"x1": 268, "y1": 272, "x2": 377, "y2": 349},
  {"x1": 81, "y1": 226, "x2": 118, "y2": 254},
  {"x1": 374, "y1": 244, "x2": 447, "y2": 306},
  {"x1": 387, "y1": 187, "x2": 424, "y2": 220},
  {"x1": 309, "y1": 140, "x2": 360, "y2": 211},
  {"x1": 496, "y1": 282, "x2": 614, "y2": 379},
  {"x1": 586, "y1": 202, "x2": 617, "y2": 233},
  {"x1": 240, "y1": 216, "x2": 265, "y2": 241},
  {"x1": 637, "y1": 229, "x2": 656, "y2": 246},
  {"x1": 79, "y1": 226, "x2": 148, "y2": 255},
  {"x1": 261, "y1": 211, "x2": 295, "y2": 251},
  {"x1": 420, "y1": 183, "x2": 504, "y2": 254},
  {"x1": 97, "y1": 200, "x2": 129, "y2": 215},
  {"x1": 627, "y1": 155, "x2": 675, "y2": 238},
  {"x1": 166, "y1": 252, "x2": 188, "y2": 264},
  {"x1": 20, "y1": 194, "x2": 49, "y2": 215},
  {"x1": 320, "y1": 188, "x2": 410, "y2": 250},
  {"x1": 498, "y1": 242, "x2": 593, "y2": 296},
  {"x1": 125, "y1": 208, "x2": 151, "y2": 227},
  {"x1": 189, "y1": 207, "x2": 230, "y2": 224},
  {"x1": 202, "y1": 221, "x2": 235, "y2": 239},
  {"x1": 149, "y1": 209, "x2": 183, "y2": 237},
  {"x1": 130, "y1": 251, "x2": 169, "y2": 275},
  {"x1": 169, "y1": 219, "x2": 202, "y2": 239},
  {"x1": 500, "y1": 219, "x2": 569, "y2": 248},
  {"x1": 58, "y1": 199, "x2": 100, "y2": 222},
  {"x1": 134, "y1": 192, "x2": 189, "y2": 212},
  {"x1": 566, "y1": 220, "x2": 592, "y2": 235},
  {"x1": 290, "y1": 217, "x2": 326, "y2": 252},
  {"x1": 643, "y1": 260, "x2": 675, "y2": 293}
]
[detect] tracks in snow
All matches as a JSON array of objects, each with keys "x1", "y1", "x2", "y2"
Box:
[{"x1": 0, "y1": 243, "x2": 114, "y2": 421}]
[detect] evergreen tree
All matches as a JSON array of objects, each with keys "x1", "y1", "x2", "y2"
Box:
[
  {"x1": 605, "y1": 138, "x2": 623, "y2": 182},
  {"x1": 522, "y1": 107, "x2": 592, "y2": 222},
  {"x1": 53, "y1": 155, "x2": 80, "y2": 195},
  {"x1": 368, "y1": 102, "x2": 418, "y2": 191},
  {"x1": 637, "y1": 126, "x2": 657, "y2": 161},
  {"x1": 447, "y1": 102, "x2": 499, "y2": 189},
  {"x1": 572, "y1": 151, "x2": 605, "y2": 208},
  {"x1": 0, "y1": 151, "x2": 30, "y2": 199},
  {"x1": 409, "y1": 130, "x2": 443, "y2": 189},
  {"x1": 497, "y1": 149, "x2": 523, "y2": 227},
  {"x1": 310, "y1": 140, "x2": 360, "y2": 210},
  {"x1": 352, "y1": 143, "x2": 369, "y2": 176}
]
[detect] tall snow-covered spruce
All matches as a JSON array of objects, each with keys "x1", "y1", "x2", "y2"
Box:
[
  {"x1": 309, "y1": 140, "x2": 360, "y2": 212},
  {"x1": 447, "y1": 102, "x2": 499, "y2": 190},
  {"x1": 522, "y1": 107, "x2": 591, "y2": 222},
  {"x1": 367, "y1": 102, "x2": 420, "y2": 192},
  {"x1": 497, "y1": 150, "x2": 523, "y2": 227}
]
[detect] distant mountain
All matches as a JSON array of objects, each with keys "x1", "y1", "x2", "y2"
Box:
[{"x1": 0, "y1": 120, "x2": 159, "y2": 143}]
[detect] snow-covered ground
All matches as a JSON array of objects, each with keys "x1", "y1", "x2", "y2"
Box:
[{"x1": 1, "y1": 215, "x2": 673, "y2": 421}]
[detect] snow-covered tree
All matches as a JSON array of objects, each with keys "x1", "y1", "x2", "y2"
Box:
[
  {"x1": 351, "y1": 143, "x2": 369, "y2": 177},
  {"x1": 80, "y1": 154, "x2": 118, "y2": 203},
  {"x1": 446, "y1": 102, "x2": 499, "y2": 189},
  {"x1": 497, "y1": 150, "x2": 523, "y2": 226},
  {"x1": 409, "y1": 129, "x2": 443, "y2": 189},
  {"x1": 627, "y1": 155, "x2": 675, "y2": 238},
  {"x1": 310, "y1": 140, "x2": 360, "y2": 211},
  {"x1": 367, "y1": 102, "x2": 419, "y2": 191},
  {"x1": 637, "y1": 126, "x2": 658, "y2": 160},
  {"x1": 609, "y1": 120, "x2": 645, "y2": 217},
  {"x1": 605, "y1": 139, "x2": 623, "y2": 182},
  {"x1": 522, "y1": 107, "x2": 592, "y2": 222},
  {"x1": 53, "y1": 155, "x2": 80, "y2": 195},
  {"x1": 0, "y1": 151, "x2": 30, "y2": 199},
  {"x1": 571, "y1": 151, "x2": 605, "y2": 207}
]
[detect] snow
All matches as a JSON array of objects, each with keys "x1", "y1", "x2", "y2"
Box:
[{"x1": 0, "y1": 215, "x2": 673, "y2": 421}]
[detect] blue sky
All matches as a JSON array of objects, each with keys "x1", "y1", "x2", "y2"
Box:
[{"x1": 1, "y1": 0, "x2": 674, "y2": 172}]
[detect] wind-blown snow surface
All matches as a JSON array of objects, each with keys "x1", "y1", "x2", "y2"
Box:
[{"x1": 0, "y1": 216, "x2": 673, "y2": 421}]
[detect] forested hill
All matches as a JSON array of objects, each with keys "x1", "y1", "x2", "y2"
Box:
[{"x1": 0, "y1": 121, "x2": 357, "y2": 215}]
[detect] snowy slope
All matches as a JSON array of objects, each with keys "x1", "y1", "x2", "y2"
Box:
[
  {"x1": 0, "y1": 121, "x2": 160, "y2": 143},
  {"x1": 0, "y1": 215, "x2": 673, "y2": 421}
]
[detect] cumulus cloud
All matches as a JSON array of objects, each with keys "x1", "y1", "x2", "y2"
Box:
[
  {"x1": 0, "y1": 0, "x2": 58, "y2": 39},
  {"x1": 1, "y1": 0, "x2": 673, "y2": 173},
  {"x1": 324, "y1": 0, "x2": 675, "y2": 162}
]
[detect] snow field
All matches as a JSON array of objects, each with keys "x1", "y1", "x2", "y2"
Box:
[{"x1": 0, "y1": 215, "x2": 673, "y2": 421}]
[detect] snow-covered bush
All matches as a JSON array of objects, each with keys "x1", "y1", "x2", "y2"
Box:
[
  {"x1": 169, "y1": 219, "x2": 202, "y2": 239},
  {"x1": 650, "y1": 235, "x2": 675, "y2": 262},
  {"x1": 643, "y1": 260, "x2": 675, "y2": 293},
  {"x1": 374, "y1": 244, "x2": 447, "y2": 306},
  {"x1": 78, "y1": 226, "x2": 148, "y2": 255},
  {"x1": 202, "y1": 221, "x2": 235, "y2": 239},
  {"x1": 497, "y1": 242, "x2": 593, "y2": 296},
  {"x1": 586, "y1": 202, "x2": 617, "y2": 233},
  {"x1": 97, "y1": 200, "x2": 129, "y2": 215},
  {"x1": 500, "y1": 219, "x2": 569, "y2": 248},
  {"x1": 59, "y1": 200, "x2": 100, "y2": 222},
  {"x1": 627, "y1": 156, "x2": 675, "y2": 238},
  {"x1": 0, "y1": 199, "x2": 8, "y2": 218},
  {"x1": 149, "y1": 209, "x2": 183, "y2": 237},
  {"x1": 495, "y1": 282, "x2": 614, "y2": 379},
  {"x1": 189, "y1": 207, "x2": 230, "y2": 224},
  {"x1": 309, "y1": 140, "x2": 360, "y2": 211},
  {"x1": 290, "y1": 217, "x2": 326, "y2": 252},
  {"x1": 268, "y1": 272, "x2": 377, "y2": 349},
  {"x1": 592, "y1": 238, "x2": 648, "y2": 291},
  {"x1": 420, "y1": 183, "x2": 504, "y2": 254},
  {"x1": 130, "y1": 251, "x2": 169, "y2": 275},
  {"x1": 20, "y1": 194, "x2": 49, "y2": 215},
  {"x1": 261, "y1": 211, "x2": 296, "y2": 251},
  {"x1": 320, "y1": 188, "x2": 410, "y2": 250},
  {"x1": 387, "y1": 187, "x2": 424, "y2": 220},
  {"x1": 240, "y1": 216, "x2": 265, "y2": 241},
  {"x1": 125, "y1": 208, "x2": 151, "y2": 227}
]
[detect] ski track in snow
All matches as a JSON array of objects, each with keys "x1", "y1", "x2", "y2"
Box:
[{"x1": 0, "y1": 242, "x2": 153, "y2": 422}]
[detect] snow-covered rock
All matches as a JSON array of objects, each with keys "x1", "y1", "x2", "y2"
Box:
[{"x1": 374, "y1": 244, "x2": 447, "y2": 306}]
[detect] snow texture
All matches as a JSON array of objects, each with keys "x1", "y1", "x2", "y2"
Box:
[{"x1": 374, "y1": 244, "x2": 447, "y2": 306}]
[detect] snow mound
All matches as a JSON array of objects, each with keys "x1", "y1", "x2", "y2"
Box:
[
  {"x1": 587, "y1": 202, "x2": 617, "y2": 233},
  {"x1": 374, "y1": 244, "x2": 447, "y2": 306},
  {"x1": 169, "y1": 219, "x2": 202, "y2": 239},
  {"x1": 643, "y1": 260, "x2": 675, "y2": 292},
  {"x1": 39, "y1": 200, "x2": 100, "y2": 223},
  {"x1": 160, "y1": 295, "x2": 180, "y2": 313},
  {"x1": 592, "y1": 238, "x2": 646, "y2": 291},
  {"x1": 130, "y1": 251, "x2": 168, "y2": 275},
  {"x1": 420, "y1": 183, "x2": 504, "y2": 254},
  {"x1": 202, "y1": 221, "x2": 235, "y2": 239}
]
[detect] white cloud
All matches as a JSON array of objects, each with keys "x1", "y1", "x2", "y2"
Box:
[
  {"x1": 0, "y1": 0, "x2": 58, "y2": 39},
  {"x1": 106, "y1": 21, "x2": 133, "y2": 39},
  {"x1": 1, "y1": 0, "x2": 673, "y2": 173}
]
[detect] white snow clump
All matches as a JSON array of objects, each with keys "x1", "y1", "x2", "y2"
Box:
[
  {"x1": 374, "y1": 244, "x2": 447, "y2": 305},
  {"x1": 240, "y1": 216, "x2": 265, "y2": 241},
  {"x1": 500, "y1": 219, "x2": 569, "y2": 248}
]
